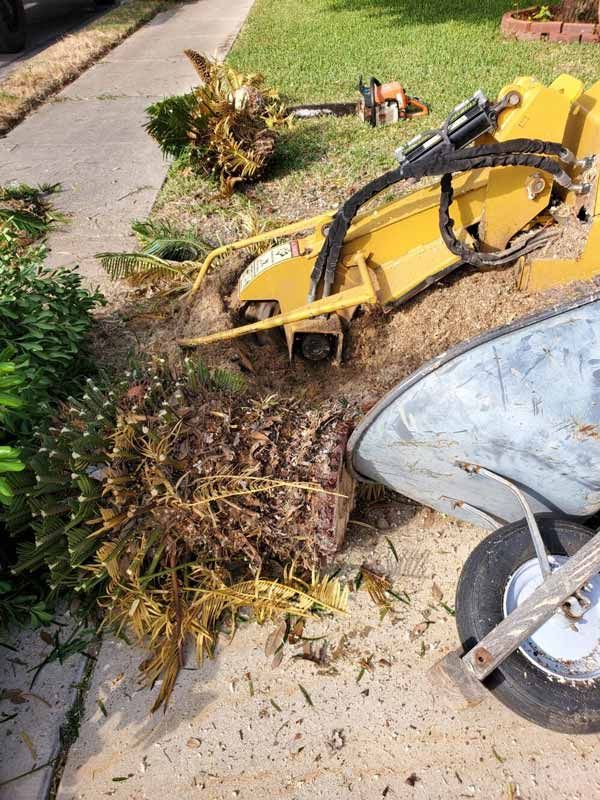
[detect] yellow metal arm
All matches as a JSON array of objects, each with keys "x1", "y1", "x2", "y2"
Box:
[
  {"x1": 179, "y1": 252, "x2": 377, "y2": 347},
  {"x1": 188, "y1": 211, "x2": 335, "y2": 298}
]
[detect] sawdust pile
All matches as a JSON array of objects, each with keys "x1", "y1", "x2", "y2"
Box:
[
  {"x1": 184, "y1": 263, "x2": 598, "y2": 409},
  {"x1": 350, "y1": 267, "x2": 597, "y2": 399},
  {"x1": 347, "y1": 266, "x2": 564, "y2": 397}
]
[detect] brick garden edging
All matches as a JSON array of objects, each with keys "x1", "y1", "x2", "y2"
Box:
[{"x1": 501, "y1": 7, "x2": 599, "y2": 42}]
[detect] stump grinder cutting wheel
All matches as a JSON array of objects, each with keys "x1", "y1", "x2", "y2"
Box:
[{"x1": 183, "y1": 73, "x2": 600, "y2": 733}]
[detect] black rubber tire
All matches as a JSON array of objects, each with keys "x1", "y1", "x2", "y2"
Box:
[
  {"x1": 456, "y1": 517, "x2": 600, "y2": 734},
  {"x1": 0, "y1": 0, "x2": 25, "y2": 53}
]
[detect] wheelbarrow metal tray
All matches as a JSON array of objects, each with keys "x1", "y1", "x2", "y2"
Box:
[{"x1": 348, "y1": 291, "x2": 600, "y2": 527}]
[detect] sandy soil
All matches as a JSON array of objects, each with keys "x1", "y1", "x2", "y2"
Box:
[{"x1": 56, "y1": 500, "x2": 600, "y2": 800}]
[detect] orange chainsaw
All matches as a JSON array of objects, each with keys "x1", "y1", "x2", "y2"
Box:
[
  {"x1": 357, "y1": 76, "x2": 429, "y2": 126},
  {"x1": 289, "y1": 75, "x2": 429, "y2": 127}
]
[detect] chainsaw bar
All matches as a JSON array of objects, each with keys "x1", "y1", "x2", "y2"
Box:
[{"x1": 287, "y1": 102, "x2": 357, "y2": 118}]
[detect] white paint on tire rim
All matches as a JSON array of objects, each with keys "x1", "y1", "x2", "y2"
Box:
[{"x1": 503, "y1": 555, "x2": 600, "y2": 681}]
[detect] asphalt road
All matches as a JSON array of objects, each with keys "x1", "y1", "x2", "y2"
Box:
[{"x1": 0, "y1": 0, "x2": 111, "y2": 81}]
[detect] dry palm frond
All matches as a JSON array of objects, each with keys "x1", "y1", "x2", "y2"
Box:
[
  {"x1": 24, "y1": 355, "x2": 352, "y2": 712},
  {"x1": 98, "y1": 548, "x2": 348, "y2": 711},
  {"x1": 184, "y1": 474, "x2": 336, "y2": 513},
  {"x1": 359, "y1": 566, "x2": 393, "y2": 608},
  {"x1": 357, "y1": 483, "x2": 386, "y2": 503},
  {"x1": 145, "y1": 52, "x2": 290, "y2": 190},
  {"x1": 184, "y1": 49, "x2": 214, "y2": 84}
]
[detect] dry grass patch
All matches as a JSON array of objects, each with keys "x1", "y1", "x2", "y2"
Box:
[{"x1": 0, "y1": 0, "x2": 171, "y2": 134}]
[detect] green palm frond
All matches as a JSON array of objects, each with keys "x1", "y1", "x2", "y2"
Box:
[
  {"x1": 145, "y1": 93, "x2": 202, "y2": 158},
  {"x1": 131, "y1": 219, "x2": 210, "y2": 262},
  {"x1": 183, "y1": 356, "x2": 212, "y2": 392},
  {"x1": 0, "y1": 207, "x2": 50, "y2": 236},
  {"x1": 211, "y1": 368, "x2": 246, "y2": 394},
  {"x1": 96, "y1": 252, "x2": 194, "y2": 284},
  {"x1": 0, "y1": 183, "x2": 60, "y2": 201}
]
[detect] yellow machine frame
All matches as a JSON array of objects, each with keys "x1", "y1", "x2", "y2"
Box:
[{"x1": 180, "y1": 75, "x2": 600, "y2": 357}]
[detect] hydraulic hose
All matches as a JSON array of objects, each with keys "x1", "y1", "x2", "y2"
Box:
[{"x1": 309, "y1": 139, "x2": 580, "y2": 301}]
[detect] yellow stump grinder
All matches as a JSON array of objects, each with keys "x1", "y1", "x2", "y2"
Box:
[
  {"x1": 182, "y1": 74, "x2": 600, "y2": 734},
  {"x1": 180, "y1": 73, "x2": 599, "y2": 363}
]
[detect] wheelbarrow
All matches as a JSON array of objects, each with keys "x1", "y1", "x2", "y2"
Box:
[{"x1": 347, "y1": 290, "x2": 600, "y2": 734}]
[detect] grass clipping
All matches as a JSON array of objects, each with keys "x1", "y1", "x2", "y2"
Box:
[{"x1": 0, "y1": 0, "x2": 169, "y2": 134}]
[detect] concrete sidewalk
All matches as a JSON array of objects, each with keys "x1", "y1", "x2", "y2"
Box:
[
  {"x1": 0, "y1": 0, "x2": 254, "y2": 288},
  {"x1": 0, "y1": 1, "x2": 253, "y2": 797}
]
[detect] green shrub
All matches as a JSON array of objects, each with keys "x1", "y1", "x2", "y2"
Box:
[
  {"x1": 0, "y1": 185, "x2": 105, "y2": 630},
  {"x1": 0, "y1": 263, "x2": 105, "y2": 426},
  {"x1": 0, "y1": 352, "x2": 26, "y2": 504}
]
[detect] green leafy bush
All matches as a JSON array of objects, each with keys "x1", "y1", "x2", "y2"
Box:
[
  {"x1": 0, "y1": 263, "x2": 105, "y2": 424},
  {"x1": 0, "y1": 184, "x2": 105, "y2": 631},
  {"x1": 0, "y1": 353, "x2": 26, "y2": 504},
  {"x1": 0, "y1": 578, "x2": 53, "y2": 629}
]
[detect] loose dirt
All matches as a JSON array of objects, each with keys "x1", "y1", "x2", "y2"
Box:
[{"x1": 112, "y1": 256, "x2": 598, "y2": 418}]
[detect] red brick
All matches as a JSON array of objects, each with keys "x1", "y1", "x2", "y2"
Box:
[
  {"x1": 581, "y1": 29, "x2": 600, "y2": 43},
  {"x1": 501, "y1": 11, "x2": 517, "y2": 34},
  {"x1": 562, "y1": 21, "x2": 595, "y2": 36},
  {"x1": 550, "y1": 30, "x2": 581, "y2": 42},
  {"x1": 501, "y1": 10, "x2": 531, "y2": 35},
  {"x1": 531, "y1": 20, "x2": 563, "y2": 33},
  {"x1": 520, "y1": 31, "x2": 546, "y2": 40},
  {"x1": 500, "y1": 7, "x2": 600, "y2": 44},
  {"x1": 512, "y1": 18, "x2": 532, "y2": 32}
]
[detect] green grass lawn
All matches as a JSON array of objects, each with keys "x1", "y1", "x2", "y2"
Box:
[
  {"x1": 229, "y1": 0, "x2": 599, "y2": 107},
  {"x1": 155, "y1": 0, "x2": 600, "y2": 232}
]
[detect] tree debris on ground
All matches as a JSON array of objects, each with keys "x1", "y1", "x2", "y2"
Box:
[
  {"x1": 145, "y1": 51, "x2": 292, "y2": 193},
  {"x1": 6, "y1": 356, "x2": 352, "y2": 709}
]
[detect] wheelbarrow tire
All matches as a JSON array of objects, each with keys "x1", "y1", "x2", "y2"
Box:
[{"x1": 456, "y1": 517, "x2": 600, "y2": 734}]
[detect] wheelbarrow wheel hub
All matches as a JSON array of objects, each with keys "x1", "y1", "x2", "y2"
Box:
[{"x1": 504, "y1": 555, "x2": 600, "y2": 681}]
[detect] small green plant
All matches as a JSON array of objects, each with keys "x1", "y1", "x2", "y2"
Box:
[
  {"x1": 0, "y1": 352, "x2": 26, "y2": 503},
  {"x1": 0, "y1": 263, "x2": 105, "y2": 422},
  {"x1": 0, "y1": 183, "x2": 63, "y2": 265},
  {"x1": 532, "y1": 4, "x2": 553, "y2": 19},
  {"x1": 0, "y1": 578, "x2": 53, "y2": 629}
]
